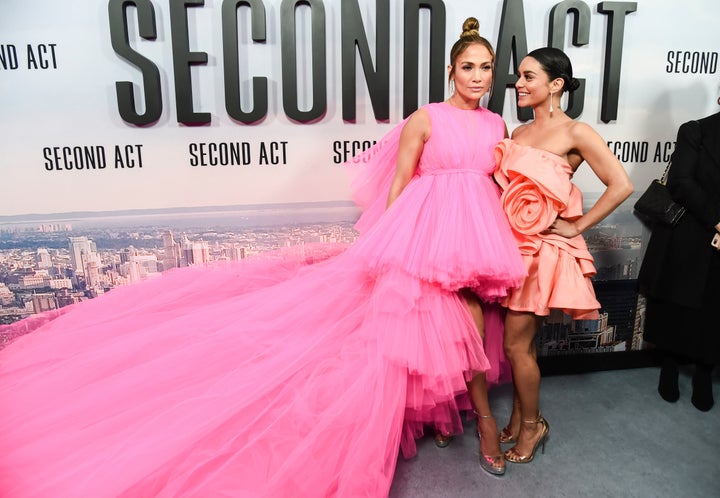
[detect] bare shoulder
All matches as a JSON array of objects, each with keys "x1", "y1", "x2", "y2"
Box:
[
  {"x1": 567, "y1": 120, "x2": 603, "y2": 144},
  {"x1": 402, "y1": 107, "x2": 432, "y2": 141},
  {"x1": 408, "y1": 106, "x2": 431, "y2": 126},
  {"x1": 510, "y1": 122, "x2": 531, "y2": 139}
]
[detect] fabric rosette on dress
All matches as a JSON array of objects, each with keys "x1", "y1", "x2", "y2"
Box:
[{"x1": 494, "y1": 139, "x2": 600, "y2": 319}]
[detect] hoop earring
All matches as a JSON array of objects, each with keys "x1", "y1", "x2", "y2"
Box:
[
  {"x1": 549, "y1": 92, "x2": 554, "y2": 114},
  {"x1": 717, "y1": 96, "x2": 720, "y2": 106}
]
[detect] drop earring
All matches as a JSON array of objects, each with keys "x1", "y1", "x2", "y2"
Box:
[
  {"x1": 449, "y1": 80, "x2": 455, "y2": 95},
  {"x1": 549, "y1": 92, "x2": 554, "y2": 114}
]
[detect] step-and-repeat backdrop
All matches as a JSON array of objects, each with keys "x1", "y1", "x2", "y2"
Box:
[{"x1": 1, "y1": 0, "x2": 719, "y2": 356}]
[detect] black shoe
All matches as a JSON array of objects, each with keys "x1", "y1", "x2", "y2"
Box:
[
  {"x1": 691, "y1": 365, "x2": 714, "y2": 412},
  {"x1": 658, "y1": 359, "x2": 680, "y2": 403}
]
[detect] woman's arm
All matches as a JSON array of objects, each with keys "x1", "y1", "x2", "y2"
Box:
[
  {"x1": 546, "y1": 122, "x2": 634, "y2": 238},
  {"x1": 386, "y1": 109, "x2": 431, "y2": 209}
]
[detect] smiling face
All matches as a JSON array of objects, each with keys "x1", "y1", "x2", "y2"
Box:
[
  {"x1": 448, "y1": 43, "x2": 494, "y2": 106},
  {"x1": 515, "y1": 56, "x2": 561, "y2": 109}
]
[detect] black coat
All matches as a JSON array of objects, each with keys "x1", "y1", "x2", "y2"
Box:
[{"x1": 638, "y1": 112, "x2": 720, "y2": 309}]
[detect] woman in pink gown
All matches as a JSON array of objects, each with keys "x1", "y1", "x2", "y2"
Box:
[
  {"x1": 493, "y1": 47, "x2": 634, "y2": 464},
  {"x1": 0, "y1": 19, "x2": 525, "y2": 497}
]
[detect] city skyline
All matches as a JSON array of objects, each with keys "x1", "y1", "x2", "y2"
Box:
[{"x1": 1, "y1": 201, "x2": 649, "y2": 355}]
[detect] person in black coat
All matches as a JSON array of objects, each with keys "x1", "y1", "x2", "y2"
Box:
[{"x1": 638, "y1": 109, "x2": 720, "y2": 412}]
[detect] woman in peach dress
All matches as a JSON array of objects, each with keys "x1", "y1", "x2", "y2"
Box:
[{"x1": 493, "y1": 47, "x2": 634, "y2": 463}]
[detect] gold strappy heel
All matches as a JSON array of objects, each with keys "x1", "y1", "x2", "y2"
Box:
[
  {"x1": 504, "y1": 413, "x2": 549, "y2": 464},
  {"x1": 476, "y1": 414, "x2": 506, "y2": 476},
  {"x1": 499, "y1": 399, "x2": 521, "y2": 443},
  {"x1": 499, "y1": 424, "x2": 518, "y2": 444}
]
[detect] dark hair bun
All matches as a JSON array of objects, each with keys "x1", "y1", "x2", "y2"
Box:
[{"x1": 568, "y1": 77, "x2": 580, "y2": 92}]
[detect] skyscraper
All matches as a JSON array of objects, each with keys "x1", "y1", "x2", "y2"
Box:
[
  {"x1": 68, "y1": 236, "x2": 97, "y2": 274},
  {"x1": 35, "y1": 248, "x2": 52, "y2": 269},
  {"x1": 191, "y1": 241, "x2": 210, "y2": 265},
  {"x1": 119, "y1": 246, "x2": 138, "y2": 265},
  {"x1": 162, "y1": 231, "x2": 181, "y2": 269}
]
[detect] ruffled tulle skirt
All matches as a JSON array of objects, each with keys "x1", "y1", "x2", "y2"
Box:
[
  {"x1": 351, "y1": 171, "x2": 526, "y2": 301},
  {"x1": 0, "y1": 239, "x2": 511, "y2": 497}
]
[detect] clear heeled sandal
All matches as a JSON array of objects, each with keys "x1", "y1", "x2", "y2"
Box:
[
  {"x1": 434, "y1": 431, "x2": 453, "y2": 448},
  {"x1": 476, "y1": 414, "x2": 506, "y2": 476}
]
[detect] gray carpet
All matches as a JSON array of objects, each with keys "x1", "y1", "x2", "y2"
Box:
[{"x1": 389, "y1": 367, "x2": 719, "y2": 498}]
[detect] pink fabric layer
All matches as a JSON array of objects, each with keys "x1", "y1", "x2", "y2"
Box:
[
  {"x1": 347, "y1": 104, "x2": 527, "y2": 301},
  {"x1": 0, "y1": 104, "x2": 524, "y2": 497},
  {"x1": 494, "y1": 139, "x2": 600, "y2": 319}
]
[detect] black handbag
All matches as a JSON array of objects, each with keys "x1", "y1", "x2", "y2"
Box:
[{"x1": 633, "y1": 161, "x2": 686, "y2": 226}]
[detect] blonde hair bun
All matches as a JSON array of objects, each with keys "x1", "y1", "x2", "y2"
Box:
[{"x1": 461, "y1": 17, "x2": 480, "y2": 38}]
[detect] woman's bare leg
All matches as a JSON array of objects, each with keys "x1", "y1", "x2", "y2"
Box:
[
  {"x1": 503, "y1": 310, "x2": 544, "y2": 457},
  {"x1": 462, "y1": 290, "x2": 503, "y2": 466},
  {"x1": 500, "y1": 387, "x2": 521, "y2": 442}
]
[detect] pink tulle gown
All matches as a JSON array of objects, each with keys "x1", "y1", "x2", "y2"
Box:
[{"x1": 0, "y1": 103, "x2": 526, "y2": 497}]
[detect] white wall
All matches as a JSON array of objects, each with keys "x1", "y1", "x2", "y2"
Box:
[{"x1": 1, "y1": 0, "x2": 718, "y2": 216}]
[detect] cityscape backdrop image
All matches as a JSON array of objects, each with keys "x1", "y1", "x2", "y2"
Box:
[{"x1": 2, "y1": 0, "x2": 719, "y2": 358}]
